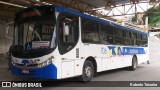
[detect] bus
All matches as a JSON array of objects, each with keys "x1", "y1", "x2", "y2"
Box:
[{"x1": 10, "y1": 5, "x2": 148, "y2": 82}]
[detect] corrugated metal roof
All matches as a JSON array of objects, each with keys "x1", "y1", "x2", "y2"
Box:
[
  {"x1": 80, "y1": 0, "x2": 149, "y2": 7},
  {"x1": 55, "y1": 5, "x2": 147, "y2": 35}
]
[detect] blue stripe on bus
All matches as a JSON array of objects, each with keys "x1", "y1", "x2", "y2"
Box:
[
  {"x1": 11, "y1": 64, "x2": 57, "y2": 79},
  {"x1": 21, "y1": 60, "x2": 29, "y2": 65},
  {"x1": 123, "y1": 47, "x2": 146, "y2": 55},
  {"x1": 108, "y1": 46, "x2": 146, "y2": 56}
]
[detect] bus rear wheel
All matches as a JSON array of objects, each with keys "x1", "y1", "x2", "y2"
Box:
[
  {"x1": 80, "y1": 60, "x2": 94, "y2": 82},
  {"x1": 130, "y1": 56, "x2": 138, "y2": 71}
]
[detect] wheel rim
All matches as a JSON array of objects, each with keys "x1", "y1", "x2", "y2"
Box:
[
  {"x1": 133, "y1": 60, "x2": 137, "y2": 69},
  {"x1": 85, "y1": 66, "x2": 92, "y2": 78}
]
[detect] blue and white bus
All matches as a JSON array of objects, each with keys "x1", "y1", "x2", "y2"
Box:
[{"x1": 11, "y1": 5, "x2": 148, "y2": 82}]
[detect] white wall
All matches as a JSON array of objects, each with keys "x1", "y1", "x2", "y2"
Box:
[
  {"x1": 149, "y1": 32, "x2": 160, "y2": 36},
  {"x1": 0, "y1": 21, "x2": 14, "y2": 54}
]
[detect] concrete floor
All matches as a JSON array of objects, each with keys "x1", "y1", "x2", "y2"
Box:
[{"x1": 0, "y1": 36, "x2": 160, "y2": 90}]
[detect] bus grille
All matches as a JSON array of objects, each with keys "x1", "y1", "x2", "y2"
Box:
[{"x1": 15, "y1": 63, "x2": 38, "y2": 67}]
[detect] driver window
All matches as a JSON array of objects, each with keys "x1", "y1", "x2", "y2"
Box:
[{"x1": 58, "y1": 13, "x2": 79, "y2": 55}]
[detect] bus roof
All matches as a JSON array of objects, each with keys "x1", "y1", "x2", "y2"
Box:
[
  {"x1": 55, "y1": 5, "x2": 147, "y2": 35},
  {"x1": 16, "y1": 5, "x2": 148, "y2": 35}
]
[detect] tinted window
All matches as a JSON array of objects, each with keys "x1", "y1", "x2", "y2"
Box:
[
  {"x1": 81, "y1": 18, "x2": 99, "y2": 44},
  {"x1": 58, "y1": 13, "x2": 79, "y2": 54},
  {"x1": 142, "y1": 34, "x2": 148, "y2": 47},
  {"x1": 114, "y1": 28, "x2": 125, "y2": 45},
  {"x1": 114, "y1": 28, "x2": 123, "y2": 37},
  {"x1": 99, "y1": 24, "x2": 114, "y2": 44}
]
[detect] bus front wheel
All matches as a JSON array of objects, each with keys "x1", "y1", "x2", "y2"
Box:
[{"x1": 80, "y1": 60, "x2": 94, "y2": 82}]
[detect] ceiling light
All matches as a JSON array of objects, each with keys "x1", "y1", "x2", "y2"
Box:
[
  {"x1": 35, "y1": 0, "x2": 40, "y2": 2},
  {"x1": 42, "y1": 2, "x2": 46, "y2": 4}
]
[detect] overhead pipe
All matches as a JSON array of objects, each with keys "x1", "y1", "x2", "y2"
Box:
[{"x1": 0, "y1": 1, "x2": 27, "y2": 8}]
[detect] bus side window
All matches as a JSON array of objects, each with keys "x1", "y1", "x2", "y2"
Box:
[
  {"x1": 58, "y1": 13, "x2": 79, "y2": 55},
  {"x1": 124, "y1": 31, "x2": 130, "y2": 45},
  {"x1": 133, "y1": 32, "x2": 137, "y2": 46},
  {"x1": 143, "y1": 35, "x2": 148, "y2": 47},
  {"x1": 81, "y1": 18, "x2": 100, "y2": 44},
  {"x1": 99, "y1": 24, "x2": 114, "y2": 45},
  {"x1": 136, "y1": 33, "x2": 142, "y2": 46},
  {"x1": 114, "y1": 28, "x2": 124, "y2": 45}
]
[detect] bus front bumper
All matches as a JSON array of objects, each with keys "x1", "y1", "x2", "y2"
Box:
[{"x1": 10, "y1": 64, "x2": 57, "y2": 79}]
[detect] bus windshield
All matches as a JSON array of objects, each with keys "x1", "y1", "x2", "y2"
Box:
[
  {"x1": 14, "y1": 20, "x2": 56, "y2": 50},
  {"x1": 12, "y1": 6, "x2": 57, "y2": 58}
]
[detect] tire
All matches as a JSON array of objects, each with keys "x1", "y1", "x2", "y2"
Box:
[
  {"x1": 79, "y1": 60, "x2": 94, "y2": 82},
  {"x1": 130, "y1": 56, "x2": 138, "y2": 71}
]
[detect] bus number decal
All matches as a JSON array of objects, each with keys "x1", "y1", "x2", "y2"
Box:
[
  {"x1": 101, "y1": 47, "x2": 107, "y2": 54},
  {"x1": 108, "y1": 46, "x2": 123, "y2": 56}
]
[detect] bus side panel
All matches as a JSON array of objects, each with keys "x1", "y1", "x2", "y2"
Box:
[
  {"x1": 59, "y1": 17, "x2": 83, "y2": 79},
  {"x1": 137, "y1": 47, "x2": 148, "y2": 64},
  {"x1": 123, "y1": 55, "x2": 132, "y2": 67},
  {"x1": 53, "y1": 48, "x2": 62, "y2": 79},
  {"x1": 81, "y1": 44, "x2": 104, "y2": 72},
  {"x1": 74, "y1": 17, "x2": 84, "y2": 76}
]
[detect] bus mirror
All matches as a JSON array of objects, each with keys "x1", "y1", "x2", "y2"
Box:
[{"x1": 64, "y1": 25, "x2": 69, "y2": 35}]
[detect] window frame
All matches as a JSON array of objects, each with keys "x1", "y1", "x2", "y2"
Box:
[
  {"x1": 81, "y1": 18, "x2": 100, "y2": 44},
  {"x1": 99, "y1": 23, "x2": 114, "y2": 45},
  {"x1": 57, "y1": 12, "x2": 79, "y2": 55}
]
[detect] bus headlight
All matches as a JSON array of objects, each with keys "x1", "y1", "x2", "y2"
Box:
[
  {"x1": 11, "y1": 58, "x2": 16, "y2": 66},
  {"x1": 38, "y1": 56, "x2": 54, "y2": 68},
  {"x1": 11, "y1": 61, "x2": 16, "y2": 66}
]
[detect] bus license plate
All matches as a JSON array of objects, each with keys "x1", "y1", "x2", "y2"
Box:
[{"x1": 22, "y1": 70, "x2": 29, "y2": 74}]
